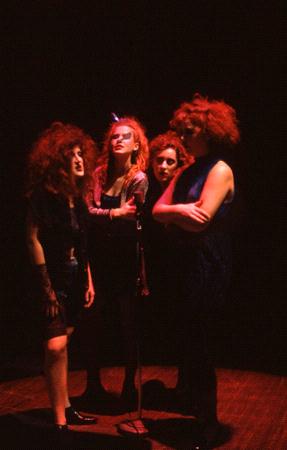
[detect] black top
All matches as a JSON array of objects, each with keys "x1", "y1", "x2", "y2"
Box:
[{"x1": 28, "y1": 188, "x2": 89, "y2": 287}]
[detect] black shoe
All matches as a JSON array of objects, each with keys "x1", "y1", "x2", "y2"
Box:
[
  {"x1": 65, "y1": 406, "x2": 97, "y2": 425},
  {"x1": 54, "y1": 424, "x2": 69, "y2": 431}
]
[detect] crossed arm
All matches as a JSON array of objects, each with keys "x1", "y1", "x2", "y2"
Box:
[{"x1": 152, "y1": 161, "x2": 234, "y2": 233}]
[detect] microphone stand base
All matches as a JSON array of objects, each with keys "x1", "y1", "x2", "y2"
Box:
[{"x1": 116, "y1": 418, "x2": 149, "y2": 437}]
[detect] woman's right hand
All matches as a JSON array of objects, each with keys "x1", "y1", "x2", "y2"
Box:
[
  {"x1": 111, "y1": 198, "x2": 137, "y2": 221},
  {"x1": 34, "y1": 263, "x2": 61, "y2": 318}
]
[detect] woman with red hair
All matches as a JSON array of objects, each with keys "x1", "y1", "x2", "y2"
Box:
[
  {"x1": 153, "y1": 94, "x2": 240, "y2": 445},
  {"x1": 148, "y1": 130, "x2": 190, "y2": 194},
  {"x1": 26, "y1": 122, "x2": 97, "y2": 430},
  {"x1": 143, "y1": 131, "x2": 190, "y2": 356},
  {"x1": 84, "y1": 116, "x2": 148, "y2": 409}
]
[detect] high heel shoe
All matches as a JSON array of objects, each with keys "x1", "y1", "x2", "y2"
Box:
[{"x1": 65, "y1": 406, "x2": 97, "y2": 425}]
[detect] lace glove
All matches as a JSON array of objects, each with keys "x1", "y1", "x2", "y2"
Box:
[{"x1": 34, "y1": 264, "x2": 60, "y2": 318}]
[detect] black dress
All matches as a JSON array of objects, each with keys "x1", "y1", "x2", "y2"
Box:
[
  {"x1": 28, "y1": 189, "x2": 89, "y2": 339},
  {"x1": 170, "y1": 155, "x2": 234, "y2": 422}
]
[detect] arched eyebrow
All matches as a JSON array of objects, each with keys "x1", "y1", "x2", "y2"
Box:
[{"x1": 111, "y1": 132, "x2": 132, "y2": 140}]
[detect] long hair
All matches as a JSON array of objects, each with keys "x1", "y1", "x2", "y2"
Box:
[
  {"x1": 97, "y1": 116, "x2": 148, "y2": 189},
  {"x1": 149, "y1": 130, "x2": 191, "y2": 169},
  {"x1": 26, "y1": 121, "x2": 98, "y2": 198},
  {"x1": 170, "y1": 93, "x2": 240, "y2": 151}
]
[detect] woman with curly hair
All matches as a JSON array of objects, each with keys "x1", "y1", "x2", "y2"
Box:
[
  {"x1": 148, "y1": 130, "x2": 190, "y2": 197},
  {"x1": 153, "y1": 94, "x2": 240, "y2": 445},
  {"x1": 84, "y1": 116, "x2": 148, "y2": 408},
  {"x1": 142, "y1": 131, "x2": 191, "y2": 357},
  {"x1": 26, "y1": 122, "x2": 98, "y2": 430}
]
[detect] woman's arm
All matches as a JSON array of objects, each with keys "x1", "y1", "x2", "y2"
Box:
[
  {"x1": 153, "y1": 161, "x2": 233, "y2": 232},
  {"x1": 110, "y1": 173, "x2": 149, "y2": 221},
  {"x1": 84, "y1": 263, "x2": 95, "y2": 308},
  {"x1": 85, "y1": 177, "x2": 139, "y2": 221},
  {"x1": 107, "y1": 173, "x2": 149, "y2": 221},
  {"x1": 85, "y1": 189, "x2": 112, "y2": 219},
  {"x1": 26, "y1": 209, "x2": 60, "y2": 317},
  {"x1": 26, "y1": 209, "x2": 46, "y2": 265}
]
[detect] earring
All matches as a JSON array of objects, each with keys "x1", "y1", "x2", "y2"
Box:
[{"x1": 131, "y1": 149, "x2": 138, "y2": 164}]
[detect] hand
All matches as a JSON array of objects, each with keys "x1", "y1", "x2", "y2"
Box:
[
  {"x1": 84, "y1": 285, "x2": 95, "y2": 308},
  {"x1": 35, "y1": 264, "x2": 61, "y2": 318},
  {"x1": 178, "y1": 200, "x2": 210, "y2": 224},
  {"x1": 43, "y1": 291, "x2": 61, "y2": 318},
  {"x1": 111, "y1": 198, "x2": 136, "y2": 221}
]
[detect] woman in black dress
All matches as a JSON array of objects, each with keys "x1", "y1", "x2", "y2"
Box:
[
  {"x1": 143, "y1": 131, "x2": 190, "y2": 358},
  {"x1": 26, "y1": 122, "x2": 97, "y2": 430},
  {"x1": 84, "y1": 117, "x2": 149, "y2": 408},
  {"x1": 153, "y1": 94, "x2": 240, "y2": 444}
]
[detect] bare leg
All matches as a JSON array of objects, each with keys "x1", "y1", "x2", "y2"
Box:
[{"x1": 44, "y1": 327, "x2": 74, "y2": 425}]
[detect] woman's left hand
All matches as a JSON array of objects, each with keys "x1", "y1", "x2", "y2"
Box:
[{"x1": 177, "y1": 200, "x2": 210, "y2": 224}]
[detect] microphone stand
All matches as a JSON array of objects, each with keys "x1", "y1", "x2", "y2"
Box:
[{"x1": 117, "y1": 197, "x2": 149, "y2": 437}]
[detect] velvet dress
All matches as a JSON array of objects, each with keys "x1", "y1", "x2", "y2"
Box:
[{"x1": 169, "y1": 154, "x2": 234, "y2": 422}]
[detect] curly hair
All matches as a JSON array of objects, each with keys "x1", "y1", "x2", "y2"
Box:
[
  {"x1": 97, "y1": 116, "x2": 149, "y2": 189},
  {"x1": 149, "y1": 130, "x2": 191, "y2": 168},
  {"x1": 170, "y1": 93, "x2": 240, "y2": 151},
  {"x1": 26, "y1": 121, "x2": 98, "y2": 198}
]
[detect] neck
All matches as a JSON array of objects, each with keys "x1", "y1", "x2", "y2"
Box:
[
  {"x1": 160, "y1": 180, "x2": 169, "y2": 190},
  {"x1": 187, "y1": 137, "x2": 209, "y2": 158},
  {"x1": 68, "y1": 196, "x2": 74, "y2": 208},
  {"x1": 113, "y1": 157, "x2": 132, "y2": 177}
]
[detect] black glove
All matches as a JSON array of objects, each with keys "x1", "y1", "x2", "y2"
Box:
[{"x1": 34, "y1": 264, "x2": 60, "y2": 318}]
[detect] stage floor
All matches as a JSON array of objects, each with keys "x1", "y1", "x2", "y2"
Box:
[{"x1": 1, "y1": 365, "x2": 286, "y2": 449}]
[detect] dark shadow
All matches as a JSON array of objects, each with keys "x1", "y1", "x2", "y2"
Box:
[
  {"x1": 142, "y1": 379, "x2": 194, "y2": 414},
  {"x1": 145, "y1": 417, "x2": 233, "y2": 450},
  {"x1": 0, "y1": 410, "x2": 151, "y2": 449},
  {"x1": 70, "y1": 391, "x2": 125, "y2": 416}
]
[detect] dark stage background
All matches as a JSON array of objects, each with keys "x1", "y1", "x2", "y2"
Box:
[{"x1": 1, "y1": 2, "x2": 286, "y2": 377}]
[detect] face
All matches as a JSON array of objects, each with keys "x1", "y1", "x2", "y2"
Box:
[
  {"x1": 70, "y1": 146, "x2": 84, "y2": 178},
  {"x1": 152, "y1": 147, "x2": 179, "y2": 186},
  {"x1": 182, "y1": 122, "x2": 203, "y2": 151},
  {"x1": 110, "y1": 125, "x2": 139, "y2": 158}
]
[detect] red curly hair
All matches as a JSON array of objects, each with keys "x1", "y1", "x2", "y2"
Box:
[
  {"x1": 170, "y1": 93, "x2": 240, "y2": 151},
  {"x1": 149, "y1": 130, "x2": 191, "y2": 168},
  {"x1": 26, "y1": 121, "x2": 98, "y2": 198},
  {"x1": 97, "y1": 117, "x2": 149, "y2": 189}
]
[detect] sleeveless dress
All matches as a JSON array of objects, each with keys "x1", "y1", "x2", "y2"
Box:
[
  {"x1": 169, "y1": 154, "x2": 234, "y2": 422},
  {"x1": 171, "y1": 154, "x2": 233, "y2": 313}
]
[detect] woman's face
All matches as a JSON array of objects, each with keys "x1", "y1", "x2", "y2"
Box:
[
  {"x1": 152, "y1": 147, "x2": 179, "y2": 186},
  {"x1": 110, "y1": 125, "x2": 139, "y2": 159},
  {"x1": 70, "y1": 146, "x2": 84, "y2": 179},
  {"x1": 182, "y1": 122, "x2": 204, "y2": 152}
]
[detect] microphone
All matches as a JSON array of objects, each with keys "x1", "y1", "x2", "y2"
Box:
[
  {"x1": 133, "y1": 191, "x2": 144, "y2": 214},
  {"x1": 133, "y1": 191, "x2": 149, "y2": 297}
]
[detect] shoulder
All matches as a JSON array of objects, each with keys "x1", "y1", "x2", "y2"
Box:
[
  {"x1": 29, "y1": 187, "x2": 52, "y2": 207},
  {"x1": 126, "y1": 171, "x2": 148, "y2": 198},
  {"x1": 27, "y1": 188, "x2": 60, "y2": 223},
  {"x1": 92, "y1": 166, "x2": 104, "y2": 179},
  {"x1": 131, "y1": 170, "x2": 147, "y2": 183},
  {"x1": 208, "y1": 160, "x2": 233, "y2": 181}
]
